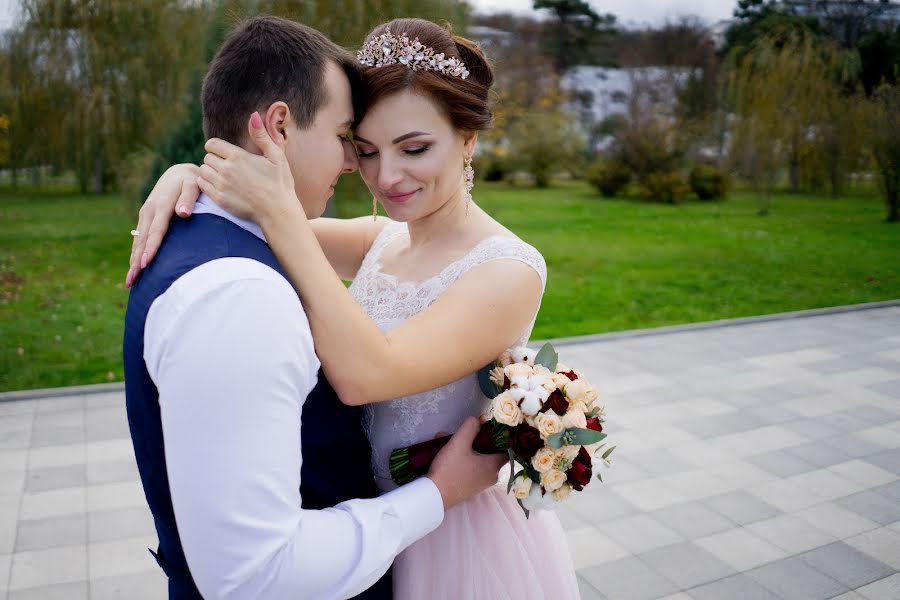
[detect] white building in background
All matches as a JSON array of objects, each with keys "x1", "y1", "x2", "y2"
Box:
[{"x1": 563, "y1": 66, "x2": 694, "y2": 122}]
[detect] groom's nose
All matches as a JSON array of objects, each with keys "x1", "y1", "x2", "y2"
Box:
[{"x1": 342, "y1": 140, "x2": 358, "y2": 174}]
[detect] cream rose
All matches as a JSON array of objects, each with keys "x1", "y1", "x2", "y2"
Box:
[
  {"x1": 535, "y1": 411, "x2": 563, "y2": 440},
  {"x1": 541, "y1": 468, "x2": 567, "y2": 491},
  {"x1": 551, "y1": 372, "x2": 573, "y2": 390},
  {"x1": 510, "y1": 475, "x2": 533, "y2": 500},
  {"x1": 491, "y1": 391, "x2": 523, "y2": 427},
  {"x1": 561, "y1": 408, "x2": 588, "y2": 430},
  {"x1": 532, "y1": 447, "x2": 555, "y2": 473},
  {"x1": 564, "y1": 379, "x2": 598, "y2": 405},
  {"x1": 553, "y1": 483, "x2": 573, "y2": 502},
  {"x1": 557, "y1": 444, "x2": 580, "y2": 465},
  {"x1": 489, "y1": 366, "x2": 506, "y2": 388}
]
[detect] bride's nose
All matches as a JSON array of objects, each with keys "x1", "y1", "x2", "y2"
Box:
[{"x1": 377, "y1": 156, "x2": 404, "y2": 191}]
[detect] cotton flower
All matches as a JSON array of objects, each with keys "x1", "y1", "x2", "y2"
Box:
[{"x1": 511, "y1": 347, "x2": 537, "y2": 365}]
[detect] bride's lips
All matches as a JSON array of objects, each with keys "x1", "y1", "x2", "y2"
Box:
[{"x1": 384, "y1": 190, "x2": 418, "y2": 204}]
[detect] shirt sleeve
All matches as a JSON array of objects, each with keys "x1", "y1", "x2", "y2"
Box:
[{"x1": 144, "y1": 258, "x2": 444, "y2": 600}]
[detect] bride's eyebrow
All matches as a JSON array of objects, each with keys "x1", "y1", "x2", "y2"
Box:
[{"x1": 352, "y1": 132, "x2": 431, "y2": 146}]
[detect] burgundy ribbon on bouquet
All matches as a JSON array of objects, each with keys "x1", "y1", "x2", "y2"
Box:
[{"x1": 389, "y1": 420, "x2": 509, "y2": 486}]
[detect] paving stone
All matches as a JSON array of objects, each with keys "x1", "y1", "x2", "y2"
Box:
[
  {"x1": 687, "y1": 574, "x2": 781, "y2": 600},
  {"x1": 856, "y1": 573, "x2": 900, "y2": 600},
  {"x1": 786, "y1": 440, "x2": 856, "y2": 469},
  {"x1": 9, "y1": 544, "x2": 87, "y2": 590},
  {"x1": 837, "y1": 490, "x2": 900, "y2": 525},
  {"x1": 868, "y1": 449, "x2": 900, "y2": 475},
  {"x1": 651, "y1": 501, "x2": 735, "y2": 539},
  {"x1": 87, "y1": 536, "x2": 158, "y2": 580},
  {"x1": 575, "y1": 576, "x2": 608, "y2": 600},
  {"x1": 8, "y1": 581, "x2": 88, "y2": 600},
  {"x1": 747, "y1": 514, "x2": 837, "y2": 554},
  {"x1": 746, "y1": 556, "x2": 849, "y2": 600},
  {"x1": 846, "y1": 527, "x2": 900, "y2": 570},
  {"x1": 794, "y1": 502, "x2": 880, "y2": 540},
  {"x1": 797, "y1": 541, "x2": 896, "y2": 590},
  {"x1": 748, "y1": 449, "x2": 818, "y2": 478},
  {"x1": 696, "y1": 527, "x2": 788, "y2": 572},
  {"x1": 639, "y1": 541, "x2": 735, "y2": 589},
  {"x1": 566, "y1": 527, "x2": 631, "y2": 569},
  {"x1": 702, "y1": 491, "x2": 782, "y2": 526},
  {"x1": 580, "y1": 556, "x2": 678, "y2": 600},
  {"x1": 15, "y1": 514, "x2": 86, "y2": 552},
  {"x1": 596, "y1": 514, "x2": 684, "y2": 555},
  {"x1": 25, "y1": 465, "x2": 86, "y2": 494},
  {"x1": 86, "y1": 507, "x2": 155, "y2": 543}
]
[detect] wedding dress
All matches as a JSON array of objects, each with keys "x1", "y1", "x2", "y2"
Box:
[{"x1": 349, "y1": 220, "x2": 580, "y2": 600}]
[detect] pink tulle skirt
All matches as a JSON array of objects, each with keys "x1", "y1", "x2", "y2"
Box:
[{"x1": 392, "y1": 484, "x2": 580, "y2": 599}]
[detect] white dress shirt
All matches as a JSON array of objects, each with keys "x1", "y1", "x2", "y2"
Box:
[{"x1": 143, "y1": 195, "x2": 444, "y2": 599}]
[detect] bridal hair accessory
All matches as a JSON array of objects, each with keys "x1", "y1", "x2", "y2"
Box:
[
  {"x1": 463, "y1": 155, "x2": 474, "y2": 216},
  {"x1": 358, "y1": 30, "x2": 470, "y2": 80},
  {"x1": 389, "y1": 343, "x2": 615, "y2": 517}
]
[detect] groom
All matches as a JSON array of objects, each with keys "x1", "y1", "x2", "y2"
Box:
[{"x1": 123, "y1": 16, "x2": 503, "y2": 600}]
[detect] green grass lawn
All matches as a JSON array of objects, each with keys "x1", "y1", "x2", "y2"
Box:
[{"x1": 2, "y1": 182, "x2": 898, "y2": 391}]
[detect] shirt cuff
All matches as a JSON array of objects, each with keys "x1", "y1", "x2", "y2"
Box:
[{"x1": 383, "y1": 477, "x2": 444, "y2": 548}]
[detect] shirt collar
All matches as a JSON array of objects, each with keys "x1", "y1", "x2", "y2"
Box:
[{"x1": 192, "y1": 193, "x2": 266, "y2": 242}]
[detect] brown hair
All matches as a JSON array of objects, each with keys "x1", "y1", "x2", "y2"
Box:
[
  {"x1": 202, "y1": 16, "x2": 364, "y2": 145},
  {"x1": 360, "y1": 18, "x2": 494, "y2": 133}
]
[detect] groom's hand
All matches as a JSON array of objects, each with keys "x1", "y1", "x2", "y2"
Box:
[{"x1": 426, "y1": 417, "x2": 507, "y2": 510}]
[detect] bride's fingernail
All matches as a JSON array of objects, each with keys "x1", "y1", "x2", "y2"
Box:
[{"x1": 140, "y1": 253, "x2": 148, "y2": 270}]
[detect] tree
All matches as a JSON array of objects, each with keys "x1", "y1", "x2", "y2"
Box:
[
  {"x1": 533, "y1": 0, "x2": 616, "y2": 73},
  {"x1": 506, "y1": 109, "x2": 585, "y2": 187},
  {"x1": 868, "y1": 83, "x2": 900, "y2": 222},
  {"x1": 726, "y1": 27, "x2": 859, "y2": 210}
]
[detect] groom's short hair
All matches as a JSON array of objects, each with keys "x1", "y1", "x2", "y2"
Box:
[{"x1": 202, "y1": 16, "x2": 364, "y2": 145}]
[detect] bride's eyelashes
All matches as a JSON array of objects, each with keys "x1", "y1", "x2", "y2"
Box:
[{"x1": 356, "y1": 144, "x2": 432, "y2": 160}]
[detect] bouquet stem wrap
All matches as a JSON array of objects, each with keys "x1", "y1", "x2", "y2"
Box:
[{"x1": 389, "y1": 420, "x2": 510, "y2": 486}]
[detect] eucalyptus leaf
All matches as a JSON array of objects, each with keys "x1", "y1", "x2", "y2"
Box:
[
  {"x1": 524, "y1": 462, "x2": 541, "y2": 484},
  {"x1": 596, "y1": 473, "x2": 603, "y2": 483},
  {"x1": 534, "y1": 342, "x2": 558, "y2": 371},
  {"x1": 548, "y1": 428, "x2": 607, "y2": 448},
  {"x1": 517, "y1": 498, "x2": 531, "y2": 520},
  {"x1": 601, "y1": 446, "x2": 617, "y2": 460},
  {"x1": 506, "y1": 449, "x2": 516, "y2": 495},
  {"x1": 477, "y1": 363, "x2": 501, "y2": 399}
]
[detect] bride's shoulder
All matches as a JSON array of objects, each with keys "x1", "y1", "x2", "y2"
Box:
[{"x1": 468, "y1": 229, "x2": 547, "y2": 285}]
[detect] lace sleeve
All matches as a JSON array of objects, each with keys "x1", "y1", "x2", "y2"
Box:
[{"x1": 439, "y1": 237, "x2": 547, "y2": 291}]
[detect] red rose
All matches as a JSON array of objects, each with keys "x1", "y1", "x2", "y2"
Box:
[
  {"x1": 567, "y1": 447, "x2": 593, "y2": 491},
  {"x1": 509, "y1": 424, "x2": 543, "y2": 459},
  {"x1": 559, "y1": 370, "x2": 578, "y2": 381},
  {"x1": 540, "y1": 390, "x2": 569, "y2": 416},
  {"x1": 585, "y1": 417, "x2": 603, "y2": 433}
]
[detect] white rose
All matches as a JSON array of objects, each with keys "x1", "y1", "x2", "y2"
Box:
[
  {"x1": 535, "y1": 411, "x2": 563, "y2": 440},
  {"x1": 561, "y1": 409, "x2": 587, "y2": 430},
  {"x1": 509, "y1": 475, "x2": 533, "y2": 500},
  {"x1": 551, "y1": 372, "x2": 572, "y2": 390},
  {"x1": 569, "y1": 401, "x2": 589, "y2": 415},
  {"x1": 531, "y1": 447, "x2": 555, "y2": 473},
  {"x1": 553, "y1": 483, "x2": 573, "y2": 502},
  {"x1": 541, "y1": 468, "x2": 567, "y2": 491},
  {"x1": 491, "y1": 391, "x2": 523, "y2": 427}
]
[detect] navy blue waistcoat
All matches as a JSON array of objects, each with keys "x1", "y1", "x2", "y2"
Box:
[{"x1": 123, "y1": 214, "x2": 390, "y2": 599}]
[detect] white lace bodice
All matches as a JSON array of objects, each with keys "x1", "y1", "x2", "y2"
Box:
[{"x1": 348, "y1": 220, "x2": 547, "y2": 491}]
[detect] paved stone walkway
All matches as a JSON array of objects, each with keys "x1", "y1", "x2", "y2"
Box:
[{"x1": 0, "y1": 305, "x2": 898, "y2": 599}]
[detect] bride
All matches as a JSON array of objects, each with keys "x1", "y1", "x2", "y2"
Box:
[{"x1": 131, "y1": 18, "x2": 579, "y2": 600}]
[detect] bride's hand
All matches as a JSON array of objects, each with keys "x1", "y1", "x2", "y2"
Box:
[
  {"x1": 198, "y1": 111, "x2": 303, "y2": 228},
  {"x1": 126, "y1": 163, "x2": 200, "y2": 288}
]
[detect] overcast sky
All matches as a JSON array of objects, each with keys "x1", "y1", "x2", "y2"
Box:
[
  {"x1": 470, "y1": 0, "x2": 733, "y2": 25},
  {"x1": 0, "y1": 0, "x2": 735, "y2": 31}
]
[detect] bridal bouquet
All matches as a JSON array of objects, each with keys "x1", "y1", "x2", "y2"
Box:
[{"x1": 389, "y1": 343, "x2": 614, "y2": 516}]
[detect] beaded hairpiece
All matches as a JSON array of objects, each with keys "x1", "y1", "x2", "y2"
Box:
[{"x1": 357, "y1": 29, "x2": 470, "y2": 80}]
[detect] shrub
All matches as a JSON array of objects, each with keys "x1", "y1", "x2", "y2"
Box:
[
  {"x1": 473, "y1": 151, "x2": 508, "y2": 182},
  {"x1": 586, "y1": 160, "x2": 631, "y2": 197},
  {"x1": 689, "y1": 165, "x2": 730, "y2": 200},
  {"x1": 640, "y1": 172, "x2": 690, "y2": 204}
]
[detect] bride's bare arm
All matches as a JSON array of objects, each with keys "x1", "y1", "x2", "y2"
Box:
[
  {"x1": 125, "y1": 165, "x2": 387, "y2": 285},
  {"x1": 198, "y1": 116, "x2": 543, "y2": 406}
]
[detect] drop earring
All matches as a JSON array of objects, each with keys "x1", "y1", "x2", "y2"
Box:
[{"x1": 463, "y1": 155, "x2": 474, "y2": 217}]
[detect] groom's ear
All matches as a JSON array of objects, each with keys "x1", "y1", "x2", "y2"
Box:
[{"x1": 261, "y1": 102, "x2": 291, "y2": 151}]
